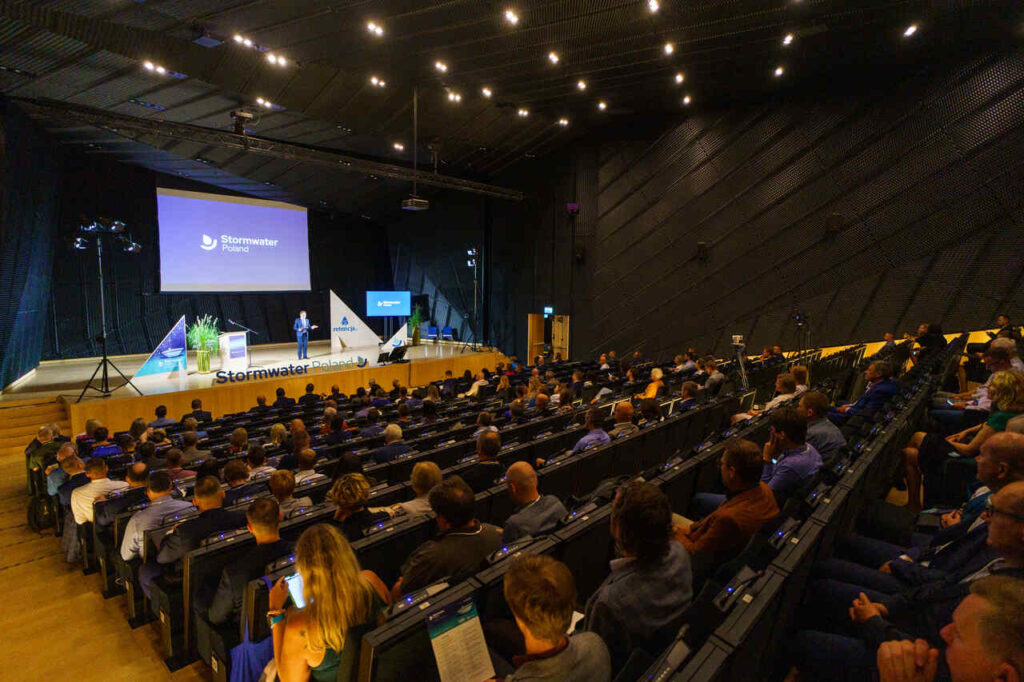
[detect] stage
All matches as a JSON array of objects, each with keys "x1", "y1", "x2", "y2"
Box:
[{"x1": 1, "y1": 340, "x2": 502, "y2": 435}]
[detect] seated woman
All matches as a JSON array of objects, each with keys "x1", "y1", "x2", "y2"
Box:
[
  {"x1": 425, "y1": 384, "x2": 442, "y2": 403},
  {"x1": 267, "y1": 524, "x2": 390, "y2": 682},
  {"x1": 495, "y1": 374, "x2": 513, "y2": 403},
  {"x1": 328, "y1": 474, "x2": 389, "y2": 541},
  {"x1": 902, "y1": 369, "x2": 1024, "y2": 511},
  {"x1": 265, "y1": 423, "x2": 287, "y2": 450},
  {"x1": 635, "y1": 367, "x2": 665, "y2": 400},
  {"x1": 228, "y1": 427, "x2": 248, "y2": 455}
]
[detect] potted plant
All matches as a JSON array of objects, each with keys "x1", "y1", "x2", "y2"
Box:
[
  {"x1": 187, "y1": 314, "x2": 221, "y2": 373},
  {"x1": 409, "y1": 305, "x2": 423, "y2": 346}
]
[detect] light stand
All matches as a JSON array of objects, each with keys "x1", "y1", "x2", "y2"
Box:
[
  {"x1": 459, "y1": 248, "x2": 480, "y2": 353},
  {"x1": 75, "y1": 222, "x2": 144, "y2": 402},
  {"x1": 733, "y1": 339, "x2": 750, "y2": 391}
]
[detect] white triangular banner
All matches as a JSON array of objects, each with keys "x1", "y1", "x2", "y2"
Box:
[
  {"x1": 330, "y1": 290, "x2": 382, "y2": 352},
  {"x1": 383, "y1": 323, "x2": 409, "y2": 349}
]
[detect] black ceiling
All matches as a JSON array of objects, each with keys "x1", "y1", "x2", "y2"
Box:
[{"x1": 0, "y1": 0, "x2": 1019, "y2": 219}]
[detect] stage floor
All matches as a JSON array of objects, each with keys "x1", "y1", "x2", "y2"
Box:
[{"x1": 1, "y1": 340, "x2": 479, "y2": 403}]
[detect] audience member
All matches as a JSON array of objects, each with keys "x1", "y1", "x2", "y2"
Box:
[
  {"x1": 393, "y1": 476, "x2": 502, "y2": 597},
  {"x1": 164, "y1": 449, "x2": 195, "y2": 481},
  {"x1": 390, "y1": 462, "x2": 442, "y2": 518},
  {"x1": 474, "y1": 411, "x2": 498, "y2": 437},
  {"x1": 273, "y1": 387, "x2": 296, "y2": 409},
  {"x1": 572, "y1": 408, "x2": 611, "y2": 455},
  {"x1": 368, "y1": 424, "x2": 410, "y2": 464},
  {"x1": 608, "y1": 401, "x2": 639, "y2": 438},
  {"x1": 830, "y1": 361, "x2": 900, "y2": 423},
  {"x1": 228, "y1": 427, "x2": 248, "y2": 454},
  {"x1": 120, "y1": 471, "x2": 194, "y2": 562},
  {"x1": 180, "y1": 398, "x2": 212, "y2": 423},
  {"x1": 502, "y1": 462, "x2": 567, "y2": 543},
  {"x1": 250, "y1": 394, "x2": 272, "y2": 414},
  {"x1": 155, "y1": 476, "x2": 247, "y2": 568},
  {"x1": 359, "y1": 409, "x2": 384, "y2": 438},
  {"x1": 635, "y1": 367, "x2": 665, "y2": 400},
  {"x1": 149, "y1": 405, "x2": 176, "y2": 428},
  {"x1": 462, "y1": 431, "x2": 505, "y2": 492},
  {"x1": 802, "y1": 391, "x2": 848, "y2": 458},
  {"x1": 57, "y1": 456, "x2": 89, "y2": 507},
  {"x1": 328, "y1": 474, "x2": 389, "y2": 541},
  {"x1": 760, "y1": 407, "x2": 824, "y2": 500},
  {"x1": 247, "y1": 444, "x2": 275, "y2": 479},
  {"x1": 180, "y1": 431, "x2": 209, "y2": 465},
  {"x1": 70, "y1": 458, "x2": 130, "y2": 524},
  {"x1": 294, "y1": 449, "x2": 323, "y2": 485},
  {"x1": 638, "y1": 398, "x2": 664, "y2": 425},
  {"x1": 582, "y1": 481, "x2": 693, "y2": 674},
  {"x1": 44, "y1": 442, "x2": 77, "y2": 496},
  {"x1": 298, "y1": 382, "x2": 320, "y2": 407},
  {"x1": 677, "y1": 381, "x2": 700, "y2": 410},
  {"x1": 268, "y1": 470, "x2": 313, "y2": 518},
  {"x1": 503, "y1": 555, "x2": 612, "y2": 682},
  {"x1": 704, "y1": 358, "x2": 726, "y2": 395},
  {"x1": 223, "y1": 459, "x2": 261, "y2": 506}
]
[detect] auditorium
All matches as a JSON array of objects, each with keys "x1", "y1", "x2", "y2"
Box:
[{"x1": 3, "y1": 2, "x2": 1024, "y2": 681}]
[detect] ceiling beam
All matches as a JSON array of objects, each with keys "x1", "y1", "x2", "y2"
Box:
[{"x1": 12, "y1": 97, "x2": 524, "y2": 201}]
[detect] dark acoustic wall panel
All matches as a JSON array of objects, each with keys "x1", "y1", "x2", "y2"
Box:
[
  {"x1": 43, "y1": 154, "x2": 392, "y2": 361},
  {"x1": 0, "y1": 105, "x2": 62, "y2": 388}
]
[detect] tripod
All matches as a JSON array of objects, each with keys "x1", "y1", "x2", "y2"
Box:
[{"x1": 77, "y1": 236, "x2": 142, "y2": 401}]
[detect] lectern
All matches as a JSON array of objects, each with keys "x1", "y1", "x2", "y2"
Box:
[{"x1": 218, "y1": 331, "x2": 249, "y2": 372}]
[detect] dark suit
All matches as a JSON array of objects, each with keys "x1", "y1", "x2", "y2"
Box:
[
  {"x1": 298, "y1": 393, "x2": 320, "y2": 407},
  {"x1": 157, "y1": 507, "x2": 247, "y2": 565},
  {"x1": 248, "y1": 405, "x2": 274, "y2": 415},
  {"x1": 830, "y1": 378, "x2": 901, "y2": 424},
  {"x1": 293, "y1": 316, "x2": 312, "y2": 359},
  {"x1": 202, "y1": 538, "x2": 293, "y2": 625},
  {"x1": 371, "y1": 441, "x2": 412, "y2": 464},
  {"x1": 442, "y1": 378, "x2": 458, "y2": 398},
  {"x1": 180, "y1": 409, "x2": 212, "y2": 423},
  {"x1": 273, "y1": 397, "x2": 297, "y2": 409},
  {"x1": 461, "y1": 460, "x2": 505, "y2": 492}
]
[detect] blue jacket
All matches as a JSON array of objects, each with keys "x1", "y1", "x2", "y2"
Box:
[
  {"x1": 293, "y1": 317, "x2": 311, "y2": 335},
  {"x1": 847, "y1": 378, "x2": 901, "y2": 416}
]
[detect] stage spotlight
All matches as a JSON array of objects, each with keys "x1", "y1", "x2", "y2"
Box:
[
  {"x1": 904, "y1": 24, "x2": 918, "y2": 37},
  {"x1": 393, "y1": 142, "x2": 405, "y2": 151},
  {"x1": 557, "y1": 117, "x2": 569, "y2": 127},
  {"x1": 481, "y1": 86, "x2": 492, "y2": 98},
  {"x1": 467, "y1": 258, "x2": 477, "y2": 268},
  {"x1": 467, "y1": 248, "x2": 478, "y2": 257},
  {"x1": 504, "y1": 9, "x2": 519, "y2": 25},
  {"x1": 517, "y1": 107, "x2": 529, "y2": 117},
  {"x1": 664, "y1": 42, "x2": 674, "y2": 55},
  {"x1": 435, "y1": 60, "x2": 448, "y2": 72},
  {"x1": 548, "y1": 51, "x2": 560, "y2": 64},
  {"x1": 682, "y1": 94, "x2": 692, "y2": 105},
  {"x1": 774, "y1": 65, "x2": 785, "y2": 77},
  {"x1": 577, "y1": 80, "x2": 587, "y2": 90},
  {"x1": 598, "y1": 100, "x2": 607, "y2": 111},
  {"x1": 367, "y1": 21, "x2": 384, "y2": 36},
  {"x1": 783, "y1": 33, "x2": 794, "y2": 46},
  {"x1": 675, "y1": 72, "x2": 684, "y2": 84},
  {"x1": 72, "y1": 237, "x2": 89, "y2": 250},
  {"x1": 648, "y1": 0, "x2": 659, "y2": 12}
]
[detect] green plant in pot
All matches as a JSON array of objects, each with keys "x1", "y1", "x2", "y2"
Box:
[
  {"x1": 409, "y1": 305, "x2": 423, "y2": 346},
  {"x1": 187, "y1": 314, "x2": 221, "y2": 373}
]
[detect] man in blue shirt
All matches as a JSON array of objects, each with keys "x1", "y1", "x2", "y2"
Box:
[
  {"x1": 800, "y1": 391, "x2": 847, "y2": 458},
  {"x1": 292, "y1": 310, "x2": 317, "y2": 360},
  {"x1": 761, "y1": 407, "x2": 823, "y2": 500},
  {"x1": 571, "y1": 407, "x2": 611, "y2": 455},
  {"x1": 148, "y1": 404, "x2": 177, "y2": 429},
  {"x1": 371, "y1": 424, "x2": 412, "y2": 463},
  {"x1": 120, "y1": 471, "x2": 195, "y2": 562}
]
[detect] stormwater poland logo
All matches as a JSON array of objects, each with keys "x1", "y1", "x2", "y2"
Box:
[
  {"x1": 200, "y1": 234, "x2": 218, "y2": 251},
  {"x1": 200, "y1": 233, "x2": 280, "y2": 253}
]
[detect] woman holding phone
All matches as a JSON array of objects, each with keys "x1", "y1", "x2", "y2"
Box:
[{"x1": 265, "y1": 524, "x2": 390, "y2": 682}]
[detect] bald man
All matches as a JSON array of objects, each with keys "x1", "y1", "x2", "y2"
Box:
[
  {"x1": 501, "y1": 462, "x2": 568, "y2": 544},
  {"x1": 608, "y1": 401, "x2": 639, "y2": 439}
]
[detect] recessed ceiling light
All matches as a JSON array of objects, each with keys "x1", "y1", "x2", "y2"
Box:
[
  {"x1": 481, "y1": 87, "x2": 492, "y2": 98},
  {"x1": 233, "y1": 34, "x2": 243, "y2": 43},
  {"x1": 393, "y1": 142, "x2": 405, "y2": 151},
  {"x1": 517, "y1": 108, "x2": 529, "y2": 117},
  {"x1": 598, "y1": 100, "x2": 607, "y2": 111},
  {"x1": 783, "y1": 33, "x2": 794, "y2": 46},
  {"x1": 143, "y1": 61, "x2": 155, "y2": 71},
  {"x1": 155, "y1": 65, "x2": 166, "y2": 74},
  {"x1": 367, "y1": 21, "x2": 384, "y2": 36},
  {"x1": 664, "y1": 42, "x2": 674, "y2": 55},
  {"x1": 266, "y1": 54, "x2": 277, "y2": 64},
  {"x1": 648, "y1": 0, "x2": 660, "y2": 12},
  {"x1": 435, "y1": 61, "x2": 448, "y2": 72},
  {"x1": 774, "y1": 65, "x2": 785, "y2": 77},
  {"x1": 504, "y1": 9, "x2": 519, "y2": 25},
  {"x1": 903, "y1": 23, "x2": 918, "y2": 37},
  {"x1": 675, "y1": 72, "x2": 685, "y2": 84},
  {"x1": 256, "y1": 97, "x2": 265, "y2": 104},
  {"x1": 577, "y1": 80, "x2": 587, "y2": 91},
  {"x1": 557, "y1": 118, "x2": 569, "y2": 127},
  {"x1": 370, "y1": 75, "x2": 386, "y2": 87},
  {"x1": 548, "y1": 51, "x2": 560, "y2": 64},
  {"x1": 276, "y1": 56, "x2": 287, "y2": 67},
  {"x1": 682, "y1": 94, "x2": 692, "y2": 105},
  {"x1": 243, "y1": 38, "x2": 253, "y2": 47},
  {"x1": 447, "y1": 91, "x2": 462, "y2": 102}
]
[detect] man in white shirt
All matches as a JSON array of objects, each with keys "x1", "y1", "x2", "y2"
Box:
[
  {"x1": 460, "y1": 372, "x2": 489, "y2": 398},
  {"x1": 293, "y1": 448, "x2": 324, "y2": 485},
  {"x1": 732, "y1": 373, "x2": 798, "y2": 424},
  {"x1": 71, "y1": 457, "x2": 129, "y2": 525}
]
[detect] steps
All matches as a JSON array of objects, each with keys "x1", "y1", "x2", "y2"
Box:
[{"x1": 0, "y1": 398, "x2": 69, "y2": 475}]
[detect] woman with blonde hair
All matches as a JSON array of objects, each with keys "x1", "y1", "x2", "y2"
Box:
[
  {"x1": 328, "y1": 473, "x2": 388, "y2": 541},
  {"x1": 267, "y1": 524, "x2": 390, "y2": 682},
  {"x1": 495, "y1": 374, "x2": 513, "y2": 403},
  {"x1": 266, "y1": 423, "x2": 287, "y2": 448},
  {"x1": 902, "y1": 369, "x2": 1024, "y2": 510}
]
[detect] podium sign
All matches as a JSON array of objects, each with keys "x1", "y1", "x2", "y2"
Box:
[{"x1": 219, "y1": 331, "x2": 249, "y2": 372}]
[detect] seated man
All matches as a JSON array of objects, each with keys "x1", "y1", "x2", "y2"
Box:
[
  {"x1": 57, "y1": 455, "x2": 90, "y2": 507},
  {"x1": 155, "y1": 476, "x2": 247, "y2": 567},
  {"x1": 201, "y1": 498, "x2": 293, "y2": 626},
  {"x1": 461, "y1": 431, "x2": 505, "y2": 492},
  {"x1": 802, "y1": 391, "x2": 847, "y2": 459},
  {"x1": 180, "y1": 431, "x2": 209, "y2": 465},
  {"x1": 70, "y1": 457, "x2": 130, "y2": 525},
  {"x1": 94, "y1": 463, "x2": 149, "y2": 527},
  {"x1": 268, "y1": 469, "x2": 312, "y2": 518},
  {"x1": 607, "y1": 401, "x2": 639, "y2": 439},
  {"x1": 731, "y1": 373, "x2": 798, "y2": 424},
  {"x1": 503, "y1": 555, "x2": 612, "y2": 682},
  {"x1": 246, "y1": 445, "x2": 275, "y2": 479},
  {"x1": 393, "y1": 476, "x2": 502, "y2": 597},
  {"x1": 704, "y1": 358, "x2": 726, "y2": 396},
  {"x1": 582, "y1": 481, "x2": 693, "y2": 674},
  {"x1": 148, "y1": 404, "x2": 177, "y2": 428},
  {"x1": 502, "y1": 462, "x2": 568, "y2": 543},
  {"x1": 292, "y1": 448, "x2": 324, "y2": 485},
  {"x1": 249, "y1": 394, "x2": 272, "y2": 414},
  {"x1": 164, "y1": 449, "x2": 196, "y2": 481},
  {"x1": 45, "y1": 442, "x2": 78, "y2": 498},
  {"x1": 929, "y1": 345, "x2": 1012, "y2": 432},
  {"x1": 27, "y1": 425, "x2": 62, "y2": 473},
  {"x1": 390, "y1": 462, "x2": 442, "y2": 518},
  {"x1": 223, "y1": 459, "x2": 263, "y2": 506},
  {"x1": 674, "y1": 438, "x2": 780, "y2": 560},
  {"x1": 180, "y1": 398, "x2": 212, "y2": 423},
  {"x1": 760, "y1": 407, "x2": 823, "y2": 501},
  {"x1": 298, "y1": 382, "x2": 320, "y2": 407},
  {"x1": 677, "y1": 381, "x2": 700, "y2": 411},
  {"x1": 272, "y1": 387, "x2": 296, "y2": 409},
  {"x1": 571, "y1": 407, "x2": 611, "y2": 455},
  {"x1": 120, "y1": 471, "x2": 195, "y2": 562},
  {"x1": 792, "y1": 365, "x2": 809, "y2": 395},
  {"x1": 359, "y1": 408, "x2": 385, "y2": 438},
  {"x1": 830, "y1": 361, "x2": 901, "y2": 424},
  {"x1": 371, "y1": 424, "x2": 412, "y2": 464}
]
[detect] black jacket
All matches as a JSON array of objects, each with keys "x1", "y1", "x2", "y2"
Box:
[
  {"x1": 180, "y1": 409, "x2": 213, "y2": 423},
  {"x1": 461, "y1": 460, "x2": 505, "y2": 493},
  {"x1": 157, "y1": 507, "x2": 247, "y2": 565},
  {"x1": 298, "y1": 393, "x2": 320, "y2": 407},
  {"x1": 203, "y1": 538, "x2": 294, "y2": 625},
  {"x1": 273, "y1": 397, "x2": 297, "y2": 409}
]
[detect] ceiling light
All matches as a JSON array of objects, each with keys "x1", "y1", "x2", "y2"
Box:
[
  {"x1": 548, "y1": 51, "x2": 560, "y2": 64},
  {"x1": 903, "y1": 23, "x2": 918, "y2": 37},
  {"x1": 143, "y1": 61, "x2": 155, "y2": 71},
  {"x1": 243, "y1": 38, "x2": 253, "y2": 47},
  {"x1": 783, "y1": 33, "x2": 794, "y2": 46},
  {"x1": 557, "y1": 118, "x2": 569, "y2": 127},
  {"x1": 435, "y1": 61, "x2": 448, "y2": 72},
  {"x1": 367, "y1": 21, "x2": 384, "y2": 36},
  {"x1": 504, "y1": 9, "x2": 519, "y2": 25},
  {"x1": 648, "y1": 0, "x2": 660, "y2": 12},
  {"x1": 447, "y1": 91, "x2": 462, "y2": 102},
  {"x1": 233, "y1": 34, "x2": 243, "y2": 43},
  {"x1": 370, "y1": 75, "x2": 386, "y2": 88},
  {"x1": 393, "y1": 142, "x2": 405, "y2": 151},
  {"x1": 577, "y1": 80, "x2": 587, "y2": 90},
  {"x1": 675, "y1": 72, "x2": 684, "y2": 84},
  {"x1": 774, "y1": 66, "x2": 785, "y2": 77},
  {"x1": 276, "y1": 56, "x2": 287, "y2": 67},
  {"x1": 481, "y1": 87, "x2": 492, "y2": 98},
  {"x1": 266, "y1": 54, "x2": 277, "y2": 64},
  {"x1": 256, "y1": 97, "x2": 265, "y2": 105},
  {"x1": 664, "y1": 42, "x2": 674, "y2": 55},
  {"x1": 682, "y1": 94, "x2": 692, "y2": 105},
  {"x1": 517, "y1": 108, "x2": 529, "y2": 117},
  {"x1": 155, "y1": 65, "x2": 166, "y2": 74},
  {"x1": 598, "y1": 100, "x2": 607, "y2": 111}
]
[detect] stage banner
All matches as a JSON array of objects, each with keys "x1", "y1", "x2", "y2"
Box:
[
  {"x1": 330, "y1": 290, "x2": 382, "y2": 352},
  {"x1": 383, "y1": 323, "x2": 409, "y2": 349},
  {"x1": 134, "y1": 315, "x2": 187, "y2": 379}
]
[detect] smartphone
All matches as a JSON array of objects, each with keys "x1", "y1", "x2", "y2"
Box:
[
  {"x1": 945, "y1": 399, "x2": 954, "y2": 406},
  {"x1": 285, "y1": 573, "x2": 306, "y2": 609}
]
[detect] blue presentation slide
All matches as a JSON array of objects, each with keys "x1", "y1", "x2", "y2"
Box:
[
  {"x1": 366, "y1": 291, "x2": 411, "y2": 317},
  {"x1": 157, "y1": 187, "x2": 311, "y2": 293}
]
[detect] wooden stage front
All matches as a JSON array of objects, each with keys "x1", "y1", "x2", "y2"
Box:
[{"x1": 2, "y1": 340, "x2": 502, "y2": 435}]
